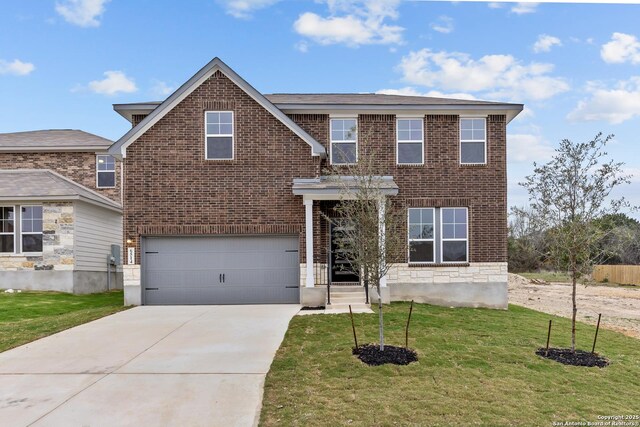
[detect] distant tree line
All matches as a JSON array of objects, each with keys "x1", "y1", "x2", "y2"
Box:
[{"x1": 508, "y1": 211, "x2": 640, "y2": 272}]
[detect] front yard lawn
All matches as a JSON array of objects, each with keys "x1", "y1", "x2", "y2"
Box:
[
  {"x1": 261, "y1": 303, "x2": 640, "y2": 426},
  {"x1": 0, "y1": 290, "x2": 127, "y2": 352}
]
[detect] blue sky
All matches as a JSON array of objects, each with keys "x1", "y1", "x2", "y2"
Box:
[{"x1": 1, "y1": 0, "x2": 640, "y2": 213}]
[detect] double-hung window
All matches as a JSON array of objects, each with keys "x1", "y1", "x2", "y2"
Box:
[
  {"x1": 0, "y1": 205, "x2": 43, "y2": 254},
  {"x1": 97, "y1": 155, "x2": 116, "y2": 188},
  {"x1": 0, "y1": 206, "x2": 15, "y2": 253},
  {"x1": 408, "y1": 207, "x2": 468, "y2": 263},
  {"x1": 397, "y1": 118, "x2": 424, "y2": 165},
  {"x1": 460, "y1": 118, "x2": 486, "y2": 164},
  {"x1": 330, "y1": 118, "x2": 357, "y2": 164},
  {"x1": 408, "y1": 208, "x2": 435, "y2": 262},
  {"x1": 205, "y1": 111, "x2": 234, "y2": 160}
]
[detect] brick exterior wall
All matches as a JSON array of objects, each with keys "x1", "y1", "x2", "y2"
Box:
[
  {"x1": 293, "y1": 113, "x2": 508, "y2": 264},
  {"x1": 0, "y1": 152, "x2": 121, "y2": 203},
  {"x1": 123, "y1": 71, "x2": 321, "y2": 264},
  {"x1": 122, "y1": 71, "x2": 507, "y2": 266}
]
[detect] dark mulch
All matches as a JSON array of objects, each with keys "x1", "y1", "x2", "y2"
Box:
[
  {"x1": 536, "y1": 347, "x2": 609, "y2": 368},
  {"x1": 300, "y1": 306, "x2": 325, "y2": 311},
  {"x1": 353, "y1": 344, "x2": 418, "y2": 366}
]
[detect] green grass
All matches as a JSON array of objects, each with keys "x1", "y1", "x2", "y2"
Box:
[
  {"x1": 0, "y1": 290, "x2": 127, "y2": 352},
  {"x1": 260, "y1": 303, "x2": 640, "y2": 426},
  {"x1": 519, "y1": 271, "x2": 572, "y2": 282}
]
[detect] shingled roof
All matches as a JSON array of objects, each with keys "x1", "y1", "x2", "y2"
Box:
[
  {"x1": 0, "y1": 130, "x2": 113, "y2": 152},
  {"x1": 0, "y1": 169, "x2": 121, "y2": 211}
]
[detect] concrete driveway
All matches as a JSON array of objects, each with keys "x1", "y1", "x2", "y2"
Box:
[{"x1": 0, "y1": 305, "x2": 299, "y2": 427}]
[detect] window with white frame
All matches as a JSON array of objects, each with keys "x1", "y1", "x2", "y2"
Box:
[
  {"x1": 97, "y1": 155, "x2": 116, "y2": 188},
  {"x1": 0, "y1": 206, "x2": 15, "y2": 253},
  {"x1": 408, "y1": 208, "x2": 435, "y2": 263},
  {"x1": 397, "y1": 118, "x2": 424, "y2": 165},
  {"x1": 0, "y1": 205, "x2": 43, "y2": 254},
  {"x1": 441, "y1": 207, "x2": 468, "y2": 262},
  {"x1": 330, "y1": 118, "x2": 357, "y2": 164},
  {"x1": 205, "y1": 111, "x2": 234, "y2": 160},
  {"x1": 460, "y1": 118, "x2": 486, "y2": 164},
  {"x1": 21, "y1": 206, "x2": 43, "y2": 253},
  {"x1": 408, "y1": 207, "x2": 468, "y2": 264}
]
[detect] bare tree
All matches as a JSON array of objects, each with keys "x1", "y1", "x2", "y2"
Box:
[
  {"x1": 519, "y1": 133, "x2": 633, "y2": 351},
  {"x1": 325, "y1": 152, "x2": 406, "y2": 351}
]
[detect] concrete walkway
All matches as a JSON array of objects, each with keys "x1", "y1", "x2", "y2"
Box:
[{"x1": 0, "y1": 305, "x2": 300, "y2": 427}]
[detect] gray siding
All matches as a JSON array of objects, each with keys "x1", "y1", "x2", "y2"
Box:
[{"x1": 74, "y1": 201, "x2": 122, "y2": 271}]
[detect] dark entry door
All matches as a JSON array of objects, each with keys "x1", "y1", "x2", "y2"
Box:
[{"x1": 330, "y1": 222, "x2": 360, "y2": 283}]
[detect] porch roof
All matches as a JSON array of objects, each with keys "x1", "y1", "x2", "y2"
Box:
[{"x1": 292, "y1": 175, "x2": 399, "y2": 200}]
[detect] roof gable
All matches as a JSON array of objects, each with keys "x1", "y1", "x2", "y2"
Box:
[{"x1": 108, "y1": 57, "x2": 326, "y2": 158}]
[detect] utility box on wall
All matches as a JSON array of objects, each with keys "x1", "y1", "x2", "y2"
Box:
[{"x1": 110, "y1": 245, "x2": 121, "y2": 265}]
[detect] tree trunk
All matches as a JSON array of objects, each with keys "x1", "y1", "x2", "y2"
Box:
[
  {"x1": 377, "y1": 283, "x2": 384, "y2": 351},
  {"x1": 571, "y1": 267, "x2": 577, "y2": 352}
]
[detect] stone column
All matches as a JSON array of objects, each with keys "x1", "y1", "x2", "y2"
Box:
[{"x1": 304, "y1": 199, "x2": 314, "y2": 288}]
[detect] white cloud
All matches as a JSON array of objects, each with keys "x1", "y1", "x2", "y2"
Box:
[
  {"x1": 0, "y1": 59, "x2": 35, "y2": 76},
  {"x1": 533, "y1": 34, "x2": 562, "y2": 53},
  {"x1": 217, "y1": 0, "x2": 280, "y2": 19},
  {"x1": 511, "y1": 2, "x2": 538, "y2": 14},
  {"x1": 507, "y1": 134, "x2": 555, "y2": 163},
  {"x1": 601, "y1": 32, "x2": 640, "y2": 65},
  {"x1": 488, "y1": 2, "x2": 504, "y2": 9},
  {"x1": 84, "y1": 71, "x2": 137, "y2": 96},
  {"x1": 294, "y1": 40, "x2": 309, "y2": 53},
  {"x1": 430, "y1": 16, "x2": 453, "y2": 34},
  {"x1": 293, "y1": 0, "x2": 403, "y2": 47},
  {"x1": 150, "y1": 79, "x2": 174, "y2": 97},
  {"x1": 396, "y1": 49, "x2": 569, "y2": 102},
  {"x1": 55, "y1": 0, "x2": 109, "y2": 27},
  {"x1": 377, "y1": 87, "x2": 476, "y2": 100},
  {"x1": 568, "y1": 77, "x2": 640, "y2": 124}
]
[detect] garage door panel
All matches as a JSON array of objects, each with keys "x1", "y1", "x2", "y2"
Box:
[{"x1": 143, "y1": 235, "x2": 300, "y2": 305}]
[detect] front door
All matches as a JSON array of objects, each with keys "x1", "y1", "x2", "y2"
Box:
[{"x1": 329, "y1": 222, "x2": 360, "y2": 284}]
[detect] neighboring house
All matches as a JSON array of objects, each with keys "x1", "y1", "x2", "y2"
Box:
[
  {"x1": 0, "y1": 130, "x2": 123, "y2": 293},
  {"x1": 110, "y1": 57, "x2": 522, "y2": 308}
]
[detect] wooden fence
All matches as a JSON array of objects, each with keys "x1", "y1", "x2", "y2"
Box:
[{"x1": 593, "y1": 265, "x2": 640, "y2": 285}]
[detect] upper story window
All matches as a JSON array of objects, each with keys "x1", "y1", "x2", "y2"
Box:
[
  {"x1": 0, "y1": 205, "x2": 43, "y2": 254},
  {"x1": 397, "y1": 118, "x2": 424, "y2": 165},
  {"x1": 205, "y1": 111, "x2": 234, "y2": 160},
  {"x1": 460, "y1": 118, "x2": 486, "y2": 165},
  {"x1": 330, "y1": 118, "x2": 357, "y2": 165},
  {"x1": 96, "y1": 155, "x2": 116, "y2": 188}
]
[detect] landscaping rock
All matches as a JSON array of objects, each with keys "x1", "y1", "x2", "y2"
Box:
[
  {"x1": 536, "y1": 347, "x2": 609, "y2": 368},
  {"x1": 353, "y1": 344, "x2": 418, "y2": 366}
]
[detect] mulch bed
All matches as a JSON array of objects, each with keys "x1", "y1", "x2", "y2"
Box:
[
  {"x1": 300, "y1": 306, "x2": 325, "y2": 311},
  {"x1": 536, "y1": 347, "x2": 609, "y2": 368},
  {"x1": 353, "y1": 344, "x2": 418, "y2": 366}
]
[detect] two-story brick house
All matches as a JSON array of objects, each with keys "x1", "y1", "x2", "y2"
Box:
[
  {"x1": 0, "y1": 130, "x2": 123, "y2": 293},
  {"x1": 109, "y1": 57, "x2": 522, "y2": 308}
]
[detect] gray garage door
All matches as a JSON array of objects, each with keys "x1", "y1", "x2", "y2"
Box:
[{"x1": 142, "y1": 235, "x2": 300, "y2": 305}]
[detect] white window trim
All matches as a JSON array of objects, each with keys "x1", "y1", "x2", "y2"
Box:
[
  {"x1": 407, "y1": 208, "x2": 436, "y2": 264},
  {"x1": 20, "y1": 204, "x2": 43, "y2": 255},
  {"x1": 204, "y1": 110, "x2": 235, "y2": 160},
  {"x1": 96, "y1": 155, "x2": 116, "y2": 189},
  {"x1": 0, "y1": 205, "x2": 16, "y2": 255},
  {"x1": 459, "y1": 117, "x2": 487, "y2": 165},
  {"x1": 440, "y1": 207, "x2": 469, "y2": 264},
  {"x1": 396, "y1": 118, "x2": 424, "y2": 166},
  {"x1": 330, "y1": 117, "x2": 358, "y2": 165}
]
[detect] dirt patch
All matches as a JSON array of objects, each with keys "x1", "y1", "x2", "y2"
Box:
[
  {"x1": 509, "y1": 273, "x2": 640, "y2": 339},
  {"x1": 353, "y1": 344, "x2": 418, "y2": 366},
  {"x1": 535, "y1": 348, "x2": 609, "y2": 368}
]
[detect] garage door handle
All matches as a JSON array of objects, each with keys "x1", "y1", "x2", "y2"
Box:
[
  {"x1": 145, "y1": 287, "x2": 159, "y2": 291},
  {"x1": 285, "y1": 286, "x2": 299, "y2": 289},
  {"x1": 219, "y1": 274, "x2": 222, "y2": 283},
  {"x1": 222, "y1": 273, "x2": 225, "y2": 283},
  {"x1": 285, "y1": 250, "x2": 298, "y2": 253}
]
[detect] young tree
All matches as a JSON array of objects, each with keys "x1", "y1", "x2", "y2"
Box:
[
  {"x1": 325, "y1": 152, "x2": 406, "y2": 351},
  {"x1": 519, "y1": 133, "x2": 632, "y2": 351}
]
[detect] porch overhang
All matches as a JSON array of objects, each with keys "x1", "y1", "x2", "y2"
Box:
[{"x1": 292, "y1": 176, "x2": 399, "y2": 201}]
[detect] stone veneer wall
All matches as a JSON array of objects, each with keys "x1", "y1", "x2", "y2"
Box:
[
  {"x1": 0, "y1": 203, "x2": 74, "y2": 272},
  {"x1": 387, "y1": 263, "x2": 508, "y2": 285},
  {"x1": 123, "y1": 265, "x2": 141, "y2": 305}
]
